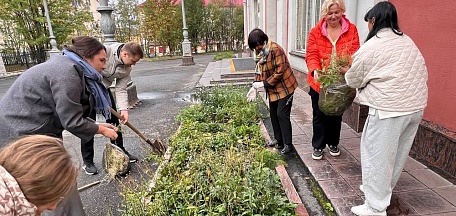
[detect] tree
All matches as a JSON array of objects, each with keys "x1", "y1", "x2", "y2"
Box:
[
  {"x1": 0, "y1": 0, "x2": 92, "y2": 53},
  {"x1": 183, "y1": 0, "x2": 204, "y2": 52},
  {"x1": 111, "y1": 0, "x2": 140, "y2": 43},
  {"x1": 140, "y1": 0, "x2": 182, "y2": 56}
]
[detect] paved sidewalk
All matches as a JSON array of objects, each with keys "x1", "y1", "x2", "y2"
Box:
[
  {"x1": 200, "y1": 58, "x2": 456, "y2": 215},
  {"x1": 290, "y1": 87, "x2": 456, "y2": 215}
]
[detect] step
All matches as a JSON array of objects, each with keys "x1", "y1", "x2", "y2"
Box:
[{"x1": 210, "y1": 77, "x2": 254, "y2": 84}]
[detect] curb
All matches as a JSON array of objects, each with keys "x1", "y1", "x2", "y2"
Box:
[
  {"x1": 259, "y1": 120, "x2": 310, "y2": 216},
  {"x1": 0, "y1": 71, "x2": 23, "y2": 80}
]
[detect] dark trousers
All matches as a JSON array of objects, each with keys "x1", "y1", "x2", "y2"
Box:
[
  {"x1": 81, "y1": 91, "x2": 125, "y2": 165},
  {"x1": 309, "y1": 88, "x2": 342, "y2": 149},
  {"x1": 43, "y1": 183, "x2": 86, "y2": 216},
  {"x1": 269, "y1": 94, "x2": 294, "y2": 145}
]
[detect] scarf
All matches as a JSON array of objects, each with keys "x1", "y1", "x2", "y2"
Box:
[
  {"x1": 254, "y1": 40, "x2": 272, "y2": 74},
  {"x1": 0, "y1": 166, "x2": 37, "y2": 215},
  {"x1": 63, "y1": 49, "x2": 111, "y2": 119}
]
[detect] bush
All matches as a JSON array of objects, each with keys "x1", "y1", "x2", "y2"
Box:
[{"x1": 121, "y1": 86, "x2": 297, "y2": 215}]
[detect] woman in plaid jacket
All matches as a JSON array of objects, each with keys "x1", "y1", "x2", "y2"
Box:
[{"x1": 247, "y1": 28, "x2": 298, "y2": 154}]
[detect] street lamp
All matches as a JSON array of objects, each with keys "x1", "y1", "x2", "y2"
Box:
[
  {"x1": 42, "y1": 0, "x2": 60, "y2": 57},
  {"x1": 181, "y1": 0, "x2": 195, "y2": 65},
  {"x1": 97, "y1": 0, "x2": 117, "y2": 45}
]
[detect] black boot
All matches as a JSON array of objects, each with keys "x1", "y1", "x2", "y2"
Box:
[
  {"x1": 266, "y1": 139, "x2": 278, "y2": 147},
  {"x1": 280, "y1": 144, "x2": 294, "y2": 154},
  {"x1": 266, "y1": 139, "x2": 284, "y2": 150}
]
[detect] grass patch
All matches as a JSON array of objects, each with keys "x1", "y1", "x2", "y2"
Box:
[
  {"x1": 213, "y1": 51, "x2": 235, "y2": 61},
  {"x1": 142, "y1": 55, "x2": 183, "y2": 62}
]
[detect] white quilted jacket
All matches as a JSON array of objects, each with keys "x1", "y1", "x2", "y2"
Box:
[{"x1": 345, "y1": 28, "x2": 428, "y2": 112}]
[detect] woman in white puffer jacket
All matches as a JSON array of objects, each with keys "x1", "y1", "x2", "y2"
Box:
[{"x1": 341, "y1": 2, "x2": 428, "y2": 215}]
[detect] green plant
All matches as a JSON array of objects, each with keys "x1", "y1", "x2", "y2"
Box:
[
  {"x1": 214, "y1": 51, "x2": 235, "y2": 61},
  {"x1": 316, "y1": 53, "x2": 350, "y2": 88},
  {"x1": 309, "y1": 176, "x2": 337, "y2": 216},
  {"x1": 121, "y1": 86, "x2": 297, "y2": 215}
]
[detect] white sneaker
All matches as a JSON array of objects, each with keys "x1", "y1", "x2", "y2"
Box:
[
  {"x1": 351, "y1": 204, "x2": 386, "y2": 216},
  {"x1": 359, "y1": 185, "x2": 364, "y2": 193}
]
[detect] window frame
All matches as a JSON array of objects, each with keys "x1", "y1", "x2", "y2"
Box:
[{"x1": 295, "y1": 0, "x2": 323, "y2": 51}]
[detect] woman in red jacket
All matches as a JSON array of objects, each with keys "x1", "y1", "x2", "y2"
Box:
[{"x1": 305, "y1": 0, "x2": 359, "y2": 160}]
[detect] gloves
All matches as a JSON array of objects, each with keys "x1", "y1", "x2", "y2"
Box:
[
  {"x1": 246, "y1": 87, "x2": 257, "y2": 102},
  {"x1": 252, "y1": 81, "x2": 264, "y2": 89}
]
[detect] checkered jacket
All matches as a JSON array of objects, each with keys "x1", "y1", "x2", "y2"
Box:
[{"x1": 255, "y1": 41, "x2": 298, "y2": 102}]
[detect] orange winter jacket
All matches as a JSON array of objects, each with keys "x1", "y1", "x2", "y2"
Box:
[{"x1": 305, "y1": 16, "x2": 360, "y2": 93}]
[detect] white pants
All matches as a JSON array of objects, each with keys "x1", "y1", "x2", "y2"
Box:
[{"x1": 360, "y1": 110, "x2": 423, "y2": 211}]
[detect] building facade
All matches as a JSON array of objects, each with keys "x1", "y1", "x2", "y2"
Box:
[{"x1": 243, "y1": 0, "x2": 456, "y2": 183}]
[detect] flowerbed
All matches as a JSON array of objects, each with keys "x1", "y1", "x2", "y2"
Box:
[{"x1": 122, "y1": 86, "x2": 297, "y2": 215}]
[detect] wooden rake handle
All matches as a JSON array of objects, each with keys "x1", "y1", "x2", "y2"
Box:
[{"x1": 109, "y1": 108, "x2": 165, "y2": 155}]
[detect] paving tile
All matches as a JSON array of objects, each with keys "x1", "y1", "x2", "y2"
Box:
[
  {"x1": 399, "y1": 189, "x2": 456, "y2": 215},
  {"x1": 339, "y1": 137, "x2": 361, "y2": 150},
  {"x1": 291, "y1": 109, "x2": 312, "y2": 125},
  {"x1": 298, "y1": 152, "x2": 331, "y2": 167},
  {"x1": 307, "y1": 164, "x2": 340, "y2": 181},
  {"x1": 393, "y1": 172, "x2": 428, "y2": 192},
  {"x1": 433, "y1": 185, "x2": 456, "y2": 206},
  {"x1": 294, "y1": 142, "x2": 313, "y2": 155},
  {"x1": 292, "y1": 134, "x2": 310, "y2": 146},
  {"x1": 331, "y1": 196, "x2": 364, "y2": 216},
  {"x1": 408, "y1": 169, "x2": 453, "y2": 189},
  {"x1": 331, "y1": 162, "x2": 362, "y2": 179},
  {"x1": 318, "y1": 178, "x2": 358, "y2": 199},
  {"x1": 292, "y1": 122, "x2": 305, "y2": 135},
  {"x1": 325, "y1": 148, "x2": 359, "y2": 165},
  {"x1": 295, "y1": 203, "x2": 309, "y2": 216},
  {"x1": 347, "y1": 148, "x2": 361, "y2": 163},
  {"x1": 345, "y1": 176, "x2": 363, "y2": 196},
  {"x1": 386, "y1": 193, "x2": 419, "y2": 215},
  {"x1": 300, "y1": 124, "x2": 313, "y2": 140},
  {"x1": 403, "y1": 157, "x2": 428, "y2": 171},
  {"x1": 433, "y1": 212, "x2": 456, "y2": 216},
  {"x1": 340, "y1": 128, "x2": 360, "y2": 139},
  {"x1": 341, "y1": 122, "x2": 352, "y2": 130}
]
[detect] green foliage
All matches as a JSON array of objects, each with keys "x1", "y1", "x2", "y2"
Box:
[
  {"x1": 317, "y1": 53, "x2": 356, "y2": 116},
  {"x1": 316, "y1": 54, "x2": 350, "y2": 88},
  {"x1": 142, "y1": 56, "x2": 183, "y2": 62},
  {"x1": 184, "y1": 0, "x2": 205, "y2": 48},
  {"x1": 111, "y1": 0, "x2": 141, "y2": 43},
  {"x1": 309, "y1": 176, "x2": 337, "y2": 216},
  {"x1": 0, "y1": 0, "x2": 93, "y2": 52},
  {"x1": 122, "y1": 86, "x2": 297, "y2": 215},
  {"x1": 213, "y1": 51, "x2": 235, "y2": 61},
  {"x1": 201, "y1": 2, "x2": 244, "y2": 52},
  {"x1": 140, "y1": 0, "x2": 182, "y2": 56}
]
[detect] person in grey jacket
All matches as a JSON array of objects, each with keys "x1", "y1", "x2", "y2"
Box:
[
  {"x1": 0, "y1": 36, "x2": 119, "y2": 216},
  {"x1": 81, "y1": 41, "x2": 144, "y2": 175},
  {"x1": 341, "y1": 2, "x2": 428, "y2": 215}
]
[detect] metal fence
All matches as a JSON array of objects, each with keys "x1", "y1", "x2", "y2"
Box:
[{"x1": 1, "y1": 50, "x2": 47, "y2": 72}]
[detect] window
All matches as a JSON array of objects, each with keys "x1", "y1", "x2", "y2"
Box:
[
  {"x1": 254, "y1": 0, "x2": 259, "y2": 29},
  {"x1": 296, "y1": 0, "x2": 322, "y2": 50}
]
